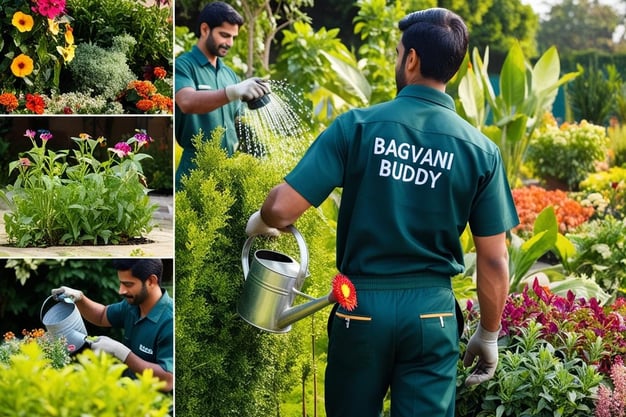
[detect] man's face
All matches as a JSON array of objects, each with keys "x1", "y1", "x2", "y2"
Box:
[
  {"x1": 395, "y1": 40, "x2": 408, "y2": 94},
  {"x1": 118, "y1": 270, "x2": 149, "y2": 306},
  {"x1": 202, "y1": 22, "x2": 239, "y2": 58}
]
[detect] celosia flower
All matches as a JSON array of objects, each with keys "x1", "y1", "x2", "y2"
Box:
[
  {"x1": 11, "y1": 54, "x2": 34, "y2": 78},
  {"x1": 31, "y1": 0, "x2": 66, "y2": 20},
  {"x1": 25, "y1": 94, "x2": 45, "y2": 114},
  {"x1": 331, "y1": 273, "x2": 357, "y2": 311},
  {"x1": 12, "y1": 11, "x2": 34, "y2": 32},
  {"x1": 108, "y1": 141, "x2": 132, "y2": 158},
  {"x1": 153, "y1": 66, "x2": 167, "y2": 79},
  {"x1": 0, "y1": 92, "x2": 19, "y2": 113}
]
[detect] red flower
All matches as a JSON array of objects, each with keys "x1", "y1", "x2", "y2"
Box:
[
  {"x1": 331, "y1": 273, "x2": 357, "y2": 311},
  {"x1": 25, "y1": 93, "x2": 45, "y2": 114},
  {"x1": 153, "y1": 66, "x2": 167, "y2": 80},
  {"x1": 0, "y1": 92, "x2": 19, "y2": 112}
]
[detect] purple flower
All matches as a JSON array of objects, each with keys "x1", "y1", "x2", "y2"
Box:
[
  {"x1": 39, "y1": 130, "x2": 53, "y2": 141},
  {"x1": 133, "y1": 129, "x2": 152, "y2": 144},
  {"x1": 108, "y1": 141, "x2": 132, "y2": 158},
  {"x1": 24, "y1": 129, "x2": 36, "y2": 139}
]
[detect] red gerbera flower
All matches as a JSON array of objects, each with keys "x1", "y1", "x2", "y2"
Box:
[{"x1": 331, "y1": 273, "x2": 357, "y2": 311}]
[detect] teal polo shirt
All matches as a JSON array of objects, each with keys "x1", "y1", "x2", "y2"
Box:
[
  {"x1": 106, "y1": 289, "x2": 173, "y2": 375},
  {"x1": 175, "y1": 45, "x2": 241, "y2": 182},
  {"x1": 285, "y1": 85, "x2": 519, "y2": 279}
]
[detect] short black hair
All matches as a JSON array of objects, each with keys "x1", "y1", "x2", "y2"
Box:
[
  {"x1": 196, "y1": 1, "x2": 244, "y2": 37},
  {"x1": 398, "y1": 8, "x2": 468, "y2": 83},
  {"x1": 112, "y1": 259, "x2": 163, "y2": 284}
]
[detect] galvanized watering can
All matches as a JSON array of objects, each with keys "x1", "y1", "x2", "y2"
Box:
[
  {"x1": 41, "y1": 294, "x2": 88, "y2": 353},
  {"x1": 238, "y1": 225, "x2": 333, "y2": 333}
]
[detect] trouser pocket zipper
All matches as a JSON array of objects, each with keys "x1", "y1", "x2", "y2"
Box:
[{"x1": 336, "y1": 312, "x2": 372, "y2": 328}]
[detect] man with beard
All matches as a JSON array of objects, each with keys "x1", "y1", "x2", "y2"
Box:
[
  {"x1": 52, "y1": 259, "x2": 173, "y2": 392},
  {"x1": 174, "y1": 1, "x2": 270, "y2": 188},
  {"x1": 245, "y1": 8, "x2": 519, "y2": 417}
]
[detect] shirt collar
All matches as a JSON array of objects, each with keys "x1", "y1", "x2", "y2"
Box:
[
  {"x1": 190, "y1": 45, "x2": 222, "y2": 70},
  {"x1": 143, "y1": 289, "x2": 173, "y2": 324},
  {"x1": 396, "y1": 84, "x2": 456, "y2": 111}
]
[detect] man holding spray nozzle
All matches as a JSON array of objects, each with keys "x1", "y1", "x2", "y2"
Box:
[
  {"x1": 175, "y1": 1, "x2": 270, "y2": 189},
  {"x1": 245, "y1": 7, "x2": 519, "y2": 417},
  {"x1": 51, "y1": 259, "x2": 173, "y2": 393}
]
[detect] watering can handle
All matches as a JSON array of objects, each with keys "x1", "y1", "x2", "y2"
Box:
[
  {"x1": 241, "y1": 225, "x2": 309, "y2": 285},
  {"x1": 40, "y1": 295, "x2": 56, "y2": 323}
]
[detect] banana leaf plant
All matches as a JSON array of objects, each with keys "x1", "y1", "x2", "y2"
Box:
[{"x1": 456, "y1": 43, "x2": 580, "y2": 186}]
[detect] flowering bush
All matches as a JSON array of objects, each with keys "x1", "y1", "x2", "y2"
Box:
[
  {"x1": 0, "y1": 0, "x2": 75, "y2": 96},
  {"x1": 1, "y1": 328, "x2": 70, "y2": 369},
  {"x1": 117, "y1": 66, "x2": 173, "y2": 114},
  {"x1": 580, "y1": 167, "x2": 626, "y2": 219},
  {"x1": 595, "y1": 356, "x2": 626, "y2": 417},
  {"x1": 512, "y1": 185, "x2": 594, "y2": 235},
  {"x1": 0, "y1": 129, "x2": 157, "y2": 246},
  {"x1": 526, "y1": 119, "x2": 609, "y2": 190}
]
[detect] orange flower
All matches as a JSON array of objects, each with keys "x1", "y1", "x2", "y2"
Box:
[
  {"x1": 10, "y1": 54, "x2": 34, "y2": 78},
  {"x1": 25, "y1": 93, "x2": 45, "y2": 114},
  {"x1": 12, "y1": 11, "x2": 34, "y2": 32},
  {"x1": 331, "y1": 273, "x2": 357, "y2": 311},
  {"x1": 152, "y1": 93, "x2": 173, "y2": 112},
  {"x1": 136, "y1": 99, "x2": 156, "y2": 112},
  {"x1": 0, "y1": 92, "x2": 19, "y2": 112},
  {"x1": 64, "y1": 23, "x2": 74, "y2": 45},
  {"x1": 129, "y1": 80, "x2": 157, "y2": 99},
  {"x1": 153, "y1": 66, "x2": 167, "y2": 79}
]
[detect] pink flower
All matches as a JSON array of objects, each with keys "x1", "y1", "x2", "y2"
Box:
[
  {"x1": 39, "y1": 130, "x2": 53, "y2": 141},
  {"x1": 31, "y1": 0, "x2": 66, "y2": 20},
  {"x1": 108, "y1": 142, "x2": 132, "y2": 158},
  {"x1": 19, "y1": 158, "x2": 31, "y2": 167},
  {"x1": 133, "y1": 130, "x2": 153, "y2": 144},
  {"x1": 24, "y1": 129, "x2": 36, "y2": 140}
]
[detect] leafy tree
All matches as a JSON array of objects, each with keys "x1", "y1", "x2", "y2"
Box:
[{"x1": 538, "y1": 0, "x2": 622, "y2": 54}]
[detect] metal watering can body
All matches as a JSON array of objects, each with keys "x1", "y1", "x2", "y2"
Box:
[
  {"x1": 40, "y1": 294, "x2": 88, "y2": 353},
  {"x1": 238, "y1": 225, "x2": 333, "y2": 333}
]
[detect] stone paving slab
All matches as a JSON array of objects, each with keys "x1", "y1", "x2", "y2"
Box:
[{"x1": 0, "y1": 195, "x2": 173, "y2": 258}]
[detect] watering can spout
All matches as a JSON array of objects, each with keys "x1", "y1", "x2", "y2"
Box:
[{"x1": 277, "y1": 291, "x2": 333, "y2": 330}]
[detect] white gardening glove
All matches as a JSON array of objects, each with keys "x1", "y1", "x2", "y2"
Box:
[
  {"x1": 51, "y1": 286, "x2": 83, "y2": 302},
  {"x1": 245, "y1": 210, "x2": 280, "y2": 237},
  {"x1": 463, "y1": 323, "x2": 500, "y2": 386},
  {"x1": 91, "y1": 336, "x2": 131, "y2": 362},
  {"x1": 225, "y1": 78, "x2": 270, "y2": 102}
]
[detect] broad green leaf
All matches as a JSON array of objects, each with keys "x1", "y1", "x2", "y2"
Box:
[
  {"x1": 500, "y1": 43, "x2": 527, "y2": 114},
  {"x1": 320, "y1": 50, "x2": 371, "y2": 104}
]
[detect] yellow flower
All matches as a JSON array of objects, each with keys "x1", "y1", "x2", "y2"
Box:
[
  {"x1": 10, "y1": 54, "x2": 34, "y2": 78},
  {"x1": 64, "y1": 23, "x2": 74, "y2": 45},
  {"x1": 57, "y1": 44, "x2": 76, "y2": 63},
  {"x1": 12, "y1": 11, "x2": 34, "y2": 32},
  {"x1": 47, "y1": 18, "x2": 59, "y2": 35}
]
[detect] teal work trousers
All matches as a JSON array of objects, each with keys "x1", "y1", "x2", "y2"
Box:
[{"x1": 325, "y1": 278, "x2": 459, "y2": 417}]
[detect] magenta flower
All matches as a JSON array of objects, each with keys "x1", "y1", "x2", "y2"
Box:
[
  {"x1": 133, "y1": 130, "x2": 153, "y2": 144},
  {"x1": 39, "y1": 130, "x2": 53, "y2": 142},
  {"x1": 108, "y1": 142, "x2": 132, "y2": 158},
  {"x1": 31, "y1": 0, "x2": 66, "y2": 20},
  {"x1": 24, "y1": 129, "x2": 36, "y2": 140}
]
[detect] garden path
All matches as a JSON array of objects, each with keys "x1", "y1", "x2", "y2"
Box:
[{"x1": 0, "y1": 195, "x2": 173, "y2": 258}]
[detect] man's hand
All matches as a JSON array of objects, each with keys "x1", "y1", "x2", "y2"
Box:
[
  {"x1": 225, "y1": 78, "x2": 270, "y2": 102},
  {"x1": 463, "y1": 323, "x2": 500, "y2": 386},
  {"x1": 245, "y1": 210, "x2": 280, "y2": 237},
  {"x1": 51, "y1": 286, "x2": 83, "y2": 302},
  {"x1": 91, "y1": 336, "x2": 131, "y2": 362}
]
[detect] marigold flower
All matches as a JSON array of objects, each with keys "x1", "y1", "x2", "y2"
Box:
[
  {"x1": 129, "y1": 80, "x2": 157, "y2": 99},
  {"x1": 331, "y1": 273, "x2": 357, "y2": 311},
  {"x1": 0, "y1": 92, "x2": 19, "y2": 113},
  {"x1": 25, "y1": 94, "x2": 45, "y2": 114},
  {"x1": 136, "y1": 99, "x2": 155, "y2": 112},
  {"x1": 11, "y1": 54, "x2": 34, "y2": 78},
  {"x1": 153, "y1": 66, "x2": 167, "y2": 79},
  {"x1": 12, "y1": 11, "x2": 34, "y2": 32},
  {"x1": 108, "y1": 141, "x2": 132, "y2": 158},
  {"x1": 152, "y1": 93, "x2": 173, "y2": 112},
  {"x1": 3, "y1": 331, "x2": 15, "y2": 341}
]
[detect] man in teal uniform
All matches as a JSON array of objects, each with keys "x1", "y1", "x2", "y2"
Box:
[
  {"x1": 52, "y1": 259, "x2": 173, "y2": 393},
  {"x1": 175, "y1": 1, "x2": 269, "y2": 188},
  {"x1": 246, "y1": 8, "x2": 519, "y2": 417}
]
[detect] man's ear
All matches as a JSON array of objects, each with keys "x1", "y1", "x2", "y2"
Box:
[
  {"x1": 200, "y1": 22, "x2": 211, "y2": 37},
  {"x1": 147, "y1": 274, "x2": 159, "y2": 287},
  {"x1": 405, "y1": 48, "x2": 419, "y2": 72}
]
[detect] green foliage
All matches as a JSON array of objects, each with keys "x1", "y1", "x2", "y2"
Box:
[
  {"x1": 66, "y1": 0, "x2": 173, "y2": 75},
  {"x1": 526, "y1": 119, "x2": 609, "y2": 190},
  {"x1": 457, "y1": 44, "x2": 579, "y2": 186},
  {"x1": 566, "y1": 217, "x2": 626, "y2": 298},
  {"x1": 1, "y1": 131, "x2": 157, "y2": 247},
  {"x1": 457, "y1": 322, "x2": 603, "y2": 417},
  {"x1": 0, "y1": 342, "x2": 171, "y2": 416},
  {"x1": 68, "y1": 35, "x2": 137, "y2": 100},
  {"x1": 175, "y1": 128, "x2": 338, "y2": 416},
  {"x1": 0, "y1": 331, "x2": 71, "y2": 369},
  {"x1": 567, "y1": 63, "x2": 622, "y2": 125}
]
